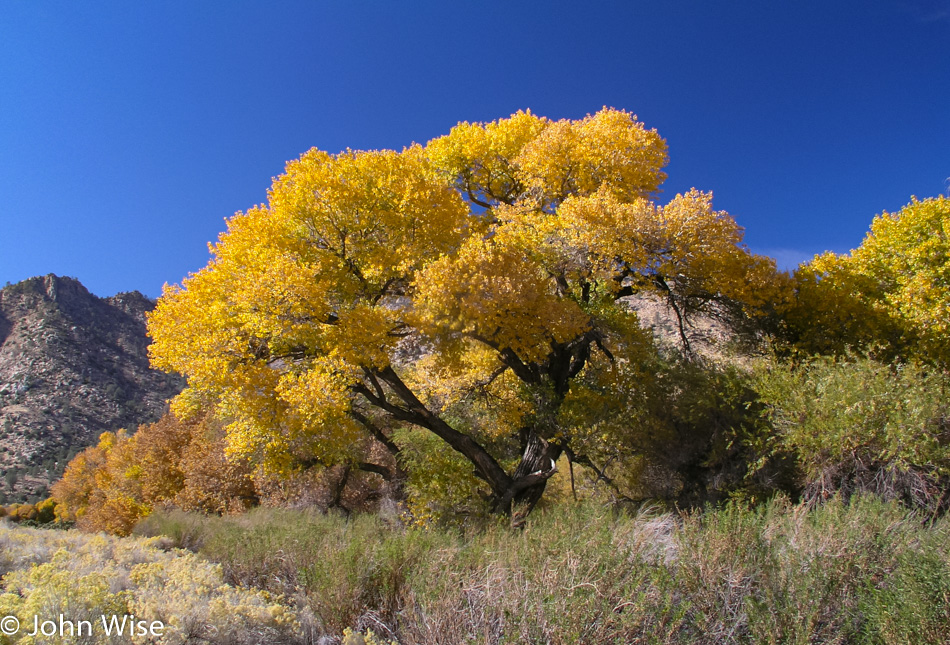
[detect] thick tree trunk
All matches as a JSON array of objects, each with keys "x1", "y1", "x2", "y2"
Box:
[{"x1": 494, "y1": 431, "x2": 561, "y2": 526}]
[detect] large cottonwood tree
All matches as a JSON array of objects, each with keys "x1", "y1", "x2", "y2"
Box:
[{"x1": 148, "y1": 108, "x2": 779, "y2": 520}]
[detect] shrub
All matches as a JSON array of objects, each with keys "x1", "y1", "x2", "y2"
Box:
[
  {"x1": 139, "y1": 495, "x2": 950, "y2": 643},
  {"x1": 753, "y1": 356, "x2": 950, "y2": 511},
  {"x1": 0, "y1": 523, "x2": 303, "y2": 644}
]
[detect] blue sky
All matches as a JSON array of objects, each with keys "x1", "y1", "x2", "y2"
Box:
[{"x1": 1, "y1": 1, "x2": 948, "y2": 298}]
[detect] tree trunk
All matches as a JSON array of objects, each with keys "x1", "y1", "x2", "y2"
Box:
[
  {"x1": 328, "y1": 464, "x2": 351, "y2": 515},
  {"x1": 494, "y1": 431, "x2": 561, "y2": 527}
]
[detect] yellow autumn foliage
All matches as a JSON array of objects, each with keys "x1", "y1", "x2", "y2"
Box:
[
  {"x1": 147, "y1": 108, "x2": 783, "y2": 516},
  {"x1": 786, "y1": 196, "x2": 950, "y2": 364}
]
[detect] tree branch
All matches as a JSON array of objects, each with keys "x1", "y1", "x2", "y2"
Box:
[
  {"x1": 348, "y1": 409, "x2": 400, "y2": 457},
  {"x1": 351, "y1": 383, "x2": 417, "y2": 424},
  {"x1": 654, "y1": 275, "x2": 693, "y2": 357},
  {"x1": 473, "y1": 364, "x2": 509, "y2": 390},
  {"x1": 363, "y1": 367, "x2": 386, "y2": 402},
  {"x1": 374, "y1": 366, "x2": 514, "y2": 496},
  {"x1": 564, "y1": 447, "x2": 636, "y2": 503},
  {"x1": 357, "y1": 461, "x2": 394, "y2": 481}
]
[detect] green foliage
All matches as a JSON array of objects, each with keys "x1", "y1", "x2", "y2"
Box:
[
  {"x1": 752, "y1": 355, "x2": 950, "y2": 509},
  {"x1": 563, "y1": 352, "x2": 779, "y2": 506},
  {"x1": 392, "y1": 426, "x2": 491, "y2": 526},
  {"x1": 380, "y1": 354, "x2": 777, "y2": 518},
  {"x1": 857, "y1": 548, "x2": 950, "y2": 644},
  {"x1": 1, "y1": 499, "x2": 58, "y2": 527}
]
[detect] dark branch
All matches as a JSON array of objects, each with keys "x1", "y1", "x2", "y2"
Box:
[
  {"x1": 351, "y1": 383, "x2": 416, "y2": 423},
  {"x1": 565, "y1": 447, "x2": 636, "y2": 503},
  {"x1": 473, "y1": 364, "x2": 510, "y2": 390},
  {"x1": 357, "y1": 461, "x2": 394, "y2": 481},
  {"x1": 363, "y1": 367, "x2": 386, "y2": 402},
  {"x1": 371, "y1": 277, "x2": 399, "y2": 305},
  {"x1": 348, "y1": 409, "x2": 400, "y2": 457},
  {"x1": 375, "y1": 366, "x2": 514, "y2": 495},
  {"x1": 466, "y1": 187, "x2": 494, "y2": 210},
  {"x1": 500, "y1": 347, "x2": 542, "y2": 384}
]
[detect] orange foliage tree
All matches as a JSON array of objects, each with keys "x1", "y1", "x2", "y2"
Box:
[{"x1": 52, "y1": 412, "x2": 257, "y2": 535}]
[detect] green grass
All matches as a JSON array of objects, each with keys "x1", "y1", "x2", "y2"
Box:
[{"x1": 135, "y1": 495, "x2": 950, "y2": 644}]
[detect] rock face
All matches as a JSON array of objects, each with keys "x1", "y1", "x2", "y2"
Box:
[{"x1": 0, "y1": 275, "x2": 183, "y2": 503}]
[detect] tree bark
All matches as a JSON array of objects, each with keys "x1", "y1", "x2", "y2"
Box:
[{"x1": 494, "y1": 431, "x2": 561, "y2": 526}]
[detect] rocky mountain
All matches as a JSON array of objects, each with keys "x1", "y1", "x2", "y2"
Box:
[{"x1": 0, "y1": 275, "x2": 183, "y2": 503}]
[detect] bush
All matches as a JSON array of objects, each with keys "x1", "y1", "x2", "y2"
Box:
[
  {"x1": 753, "y1": 356, "x2": 950, "y2": 511},
  {"x1": 563, "y1": 352, "x2": 785, "y2": 508},
  {"x1": 0, "y1": 523, "x2": 303, "y2": 644}
]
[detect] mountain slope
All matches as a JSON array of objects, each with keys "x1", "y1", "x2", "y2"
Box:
[{"x1": 0, "y1": 275, "x2": 183, "y2": 503}]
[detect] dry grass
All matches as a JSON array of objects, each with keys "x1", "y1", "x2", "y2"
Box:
[{"x1": 138, "y1": 495, "x2": 950, "y2": 644}]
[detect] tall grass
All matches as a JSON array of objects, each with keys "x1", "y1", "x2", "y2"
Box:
[{"x1": 137, "y1": 495, "x2": 950, "y2": 644}]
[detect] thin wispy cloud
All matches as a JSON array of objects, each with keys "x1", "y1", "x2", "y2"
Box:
[
  {"x1": 754, "y1": 248, "x2": 820, "y2": 272},
  {"x1": 901, "y1": 0, "x2": 950, "y2": 24}
]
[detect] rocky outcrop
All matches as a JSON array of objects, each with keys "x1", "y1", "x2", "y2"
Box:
[{"x1": 0, "y1": 275, "x2": 183, "y2": 503}]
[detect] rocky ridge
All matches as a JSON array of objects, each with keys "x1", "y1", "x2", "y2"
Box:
[{"x1": 0, "y1": 275, "x2": 183, "y2": 503}]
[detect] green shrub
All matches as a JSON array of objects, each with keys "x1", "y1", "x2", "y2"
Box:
[{"x1": 753, "y1": 356, "x2": 950, "y2": 510}]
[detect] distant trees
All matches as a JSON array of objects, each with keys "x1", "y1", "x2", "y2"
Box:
[
  {"x1": 49, "y1": 408, "x2": 398, "y2": 533},
  {"x1": 784, "y1": 196, "x2": 950, "y2": 365}
]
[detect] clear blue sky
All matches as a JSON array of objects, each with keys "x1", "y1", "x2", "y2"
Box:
[{"x1": 2, "y1": 1, "x2": 948, "y2": 298}]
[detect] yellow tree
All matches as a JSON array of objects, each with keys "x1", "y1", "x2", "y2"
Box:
[
  {"x1": 852, "y1": 196, "x2": 950, "y2": 364},
  {"x1": 148, "y1": 108, "x2": 780, "y2": 520},
  {"x1": 785, "y1": 196, "x2": 950, "y2": 364}
]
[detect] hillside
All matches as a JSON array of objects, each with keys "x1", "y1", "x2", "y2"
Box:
[{"x1": 0, "y1": 275, "x2": 183, "y2": 503}]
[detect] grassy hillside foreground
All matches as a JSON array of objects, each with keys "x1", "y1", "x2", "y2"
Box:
[{"x1": 1, "y1": 495, "x2": 947, "y2": 644}]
